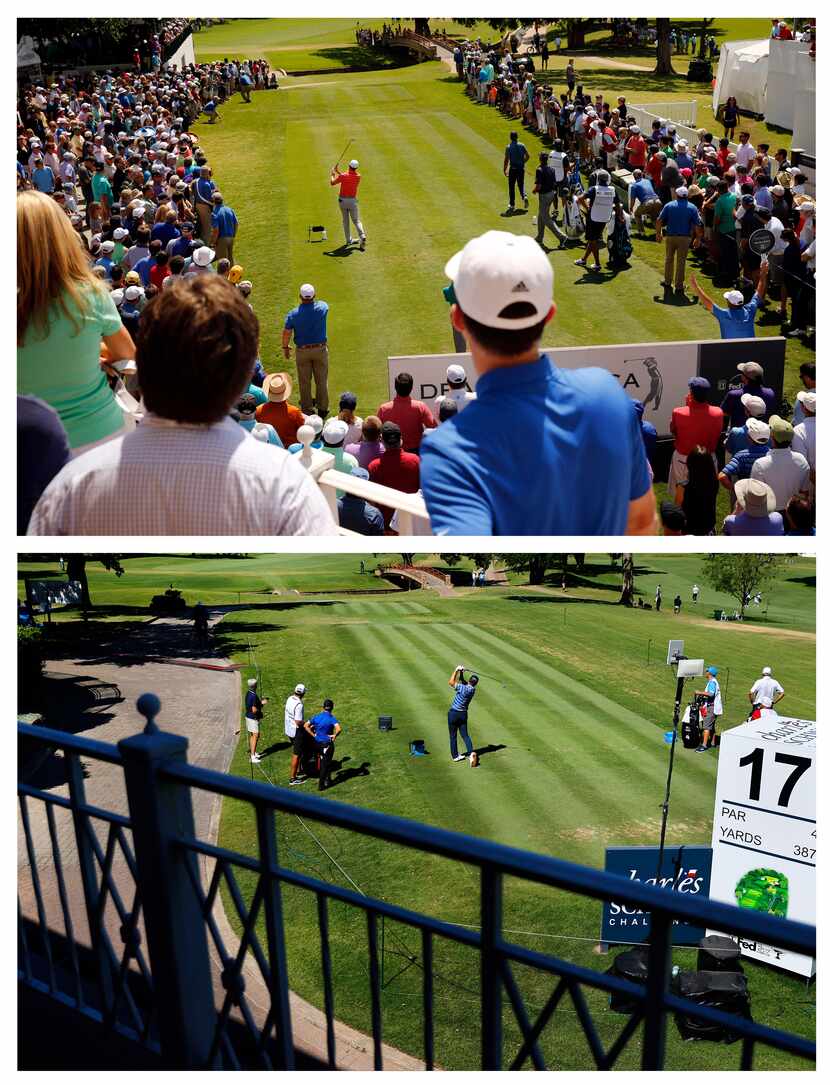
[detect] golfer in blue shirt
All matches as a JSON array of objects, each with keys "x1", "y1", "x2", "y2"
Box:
[
  {"x1": 691, "y1": 259, "x2": 769, "y2": 338},
  {"x1": 305, "y1": 699, "x2": 342, "y2": 791},
  {"x1": 420, "y1": 231, "x2": 656, "y2": 536},
  {"x1": 503, "y1": 131, "x2": 530, "y2": 213},
  {"x1": 655, "y1": 187, "x2": 703, "y2": 295},
  {"x1": 448, "y1": 665, "x2": 478, "y2": 762}
]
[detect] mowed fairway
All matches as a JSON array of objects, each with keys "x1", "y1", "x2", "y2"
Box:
[
  {"x1": 192, "y1": 59, "x2": 811, "y2": 415},
  {"x1": 215, "y1": 556, "x2": 815, "y2": 1071}
]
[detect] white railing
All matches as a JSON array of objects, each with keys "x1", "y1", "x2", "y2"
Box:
[
  {"x1": 630, "y1": 99, "x2": 698, "y2": 128},
  {"x1": 295, "y1": 426, "x2": 433, "y2": 536}
]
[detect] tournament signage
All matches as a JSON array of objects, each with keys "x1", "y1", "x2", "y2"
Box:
[
  {"x1": 389, "y1": 337, "x2": 785, "y2": 438},
  {"x1": 708, "y1": 715, "x2": 816, "y2": 977},
  {"x1": 748, "y1": 228, "x2": 775, "y2": 256},
  {"x1": 600, "y1": 845, "x2": 713, "y2": 945}
]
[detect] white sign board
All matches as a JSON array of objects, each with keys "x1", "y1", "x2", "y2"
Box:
[
  {"x1": 708, "y1": 715, "x2": 815, "y2": 977},
  {"x1": 388, "y1": 340, "x2": 697, "y2": 436}
]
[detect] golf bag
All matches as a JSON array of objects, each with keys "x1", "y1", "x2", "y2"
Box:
[
  {"x1": 606, "y1": 946, "x2": 649, "y2": 1014},
  {"x1": 681, "y1": 695, "x2": 706, "y2": 749},
  {"x1": 562, "y1": 192, "x2": 585, "y2": 239}
]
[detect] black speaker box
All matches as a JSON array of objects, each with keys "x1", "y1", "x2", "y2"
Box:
[
  {"x1": 697, "y1": 935, "x2": 742, "y2": 974},
  {"x1": 674, "y1": 970, "x2": 751, "y2": 1043},
  {"x1": 606, "y1": 946, "x2": 649, "y2": 1014}
]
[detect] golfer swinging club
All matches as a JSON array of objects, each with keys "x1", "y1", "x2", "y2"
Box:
[
  {"x1": 330, "y1": 158, "x2": 366, "y2": 250},
  {"x1": 448, "y1": 664, "x2": 478, "y2": 763}
]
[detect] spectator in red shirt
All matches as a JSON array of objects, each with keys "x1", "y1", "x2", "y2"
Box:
[
  {"x1": 149, "y1": 249, "x2": 171, "y2": 290},
  {"x1": 625, "y1": 125, "x2": 647, "y2": 169},
  {"x1": 368, "y1": 421, "x2": 421, "y2": 527},
  {"x1": 645, "y1": 150, "x2": 665, "y2": 187},
  {"x1": 667, "y1": 376, "x2": 724, "y2": 494},
  {"x1": 377, "y1": 372, "x2": 437, "y2": 452}
]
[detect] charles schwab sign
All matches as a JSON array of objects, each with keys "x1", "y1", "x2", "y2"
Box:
[{"x1": 600, "y1": 845, "x2": 713, "y2": 945}]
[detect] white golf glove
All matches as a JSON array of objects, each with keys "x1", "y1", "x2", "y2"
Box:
[{"x1": 457, "y1": 663, "x2": 465, "y2": 671}]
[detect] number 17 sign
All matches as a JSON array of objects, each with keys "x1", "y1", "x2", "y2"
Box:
[{"x1": 708, "y1": 715, "x2": 815, "y2": 977}]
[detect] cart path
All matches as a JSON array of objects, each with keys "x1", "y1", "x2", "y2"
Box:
[{"x1": 18, "y1": 611, "x2": 423, "y2": 1070}]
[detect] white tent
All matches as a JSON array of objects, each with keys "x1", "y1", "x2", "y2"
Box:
[
  {"x1": 712, "y1": 39, "x2": 769, "y2": 117},
  {"x1": 765, "y1": 37, "x2": 815, "y2": 133}
]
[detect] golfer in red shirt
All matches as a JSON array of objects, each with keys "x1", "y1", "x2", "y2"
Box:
[
  {"x1": 377, "y1": 372, "x2": 437, "y2": 453},
  {"x1": 330, "y1": 159, "x2": 366, "y2": 249},
  {"x1": 368, "y1": 421, "x2": 421, "y2": 527},
  {"x1": 668, "y1": 376, "x2": 724, "y2": 493}
]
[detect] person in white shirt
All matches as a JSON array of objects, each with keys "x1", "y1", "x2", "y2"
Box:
[
  {"x1": 735, "y1": 132, "x2": 756, "y2": 169},
  {"x1": 28, "y1": 276, "x2": 337, "y2": 537},
  {"x1": 749, "y1": 666, "x2": 785, "y2": 712},
  {"x1": 435, "y1": 363, "x2": 476, "y2": 417},
  {"x1": 790, "y1": 391, "x2": 815, "y2": 491},
  {"x1": 285, "y1": 683, "x2": 309, "y2": 785},
  {"x1": 695, "y1": 665, "x2": 723, "y2": 751},
  {"x1": 750, "y1": 415, "x2": 810, "y2": 512}
]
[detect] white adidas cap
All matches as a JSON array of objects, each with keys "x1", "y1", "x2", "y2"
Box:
[
  {"x1": 445, "y1": 231, "x2": 553, "y2": 330},
  {"x1": 348, "y1": 159, "x2": 359, "y2": 169}
]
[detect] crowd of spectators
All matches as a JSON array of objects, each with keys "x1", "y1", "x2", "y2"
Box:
[{"x1": 452, "y1": 36, "x2": 815, "y2": 329}]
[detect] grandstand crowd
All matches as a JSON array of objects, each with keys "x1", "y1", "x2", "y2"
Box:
[{"x1": 16, "y1": 30, "x2": 816, "y2": 537}]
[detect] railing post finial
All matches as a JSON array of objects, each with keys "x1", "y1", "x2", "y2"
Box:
[
  {"x1": 136, "y1": 693, "x2": 161, "y2": 734},
  {"x1": 297, "y1": 423, "x2": 315, "y2": 469}
]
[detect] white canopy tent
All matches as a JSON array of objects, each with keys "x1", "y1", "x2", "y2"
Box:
[{"x1": 712, "y1": 38, "x2": 769, "y2": 117}]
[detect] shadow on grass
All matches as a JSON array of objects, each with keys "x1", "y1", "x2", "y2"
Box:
[
  {"x1": 474, "y1": 742, "x2": 507, "y2": 761},
  {"x1": 785, "y1": 575, "x2": 816, "y2": 588},
  {"x1": 313, "y1": 45, "x2": 406, "y2": 70},
  {"x1": 323, "y1": 245, "x2": 357, "y2": 258},
  {"x1": 259, "y1": 738, "x2": 293, "y2": 758},
  {"x1": 327, "y1": 758, "x2": 371, "y2": 789}
]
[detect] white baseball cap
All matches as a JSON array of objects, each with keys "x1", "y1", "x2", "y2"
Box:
[
  {"x1": 304, "y1": 414, "x2": 324, "y2": 435},
  {"x1": 675, "y1": 186, "x2": 689, "y2": 198},
  {"x1": 740, "y1": 393, "x2": 766, "y2": 418},
  {"x1": 294, "y1": 683, "x2": 307, "y2": 694},
  {"x1": 724, "y1": 289, "x2": 745, "y2": 306},
  {"x1": 192, "y1": 246, "x2": 215, "y2": 266},
  {"x1": 124, "y1": 285, "x2": 143, "y2": 301},
  {"x1": 445, "y1": 231, "x2": 553, "y2": 330},
  {"x1": 796, "y1": 390, "x2": 816, "y2": 413},
  {"x1": 348, "y1": 159, "x2": 359, "y2": 169},
  {"x1": 299, "y1": 283, "x2": 315, "y2": 298},
  {"x1": 101, "y1": 240, "x2": 115, "y2": 253},
  {"x1": 762, "y1": 666, "x2": 772, "y2": 676},
  {"x1": 322, "y1": 418, "x2": 349, "y2": 445},
  {"x1": 446, "y1": 363, "x2": 467, "y2": 383},
  {"x1": 746, "y1": 418, "x2": 770, "y2": 443},
  {"x1": 113, "y1": 227, "x2": 129, "y2": 240}
]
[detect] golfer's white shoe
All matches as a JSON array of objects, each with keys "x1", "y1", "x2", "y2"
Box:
[
  {"x1": 251, "y1": 754, "x2": 261, "y2": 763},
  {"x1": 452, "y1": 755, "x2": 466, "y2": 762}
]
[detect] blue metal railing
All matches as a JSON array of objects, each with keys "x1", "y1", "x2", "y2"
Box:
[{"x1": 18, "y1": 702, "x2": 816, "y2": 1071}]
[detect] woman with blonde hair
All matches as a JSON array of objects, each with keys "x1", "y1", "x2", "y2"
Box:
[{"x1": 17, "y1": 190, "x2": 136, "y2": 454}]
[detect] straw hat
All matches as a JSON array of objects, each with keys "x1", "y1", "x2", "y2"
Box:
[{"x1": 263, "y1": 372, "x2": 293, "y2": 403}]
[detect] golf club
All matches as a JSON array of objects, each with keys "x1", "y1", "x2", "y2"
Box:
[
  {"x1": 461, "y1": 665, "x2": 507, "y2": 688},
  {"x1": 333, "y1": 138, "x2": 354, "y2": 172}
]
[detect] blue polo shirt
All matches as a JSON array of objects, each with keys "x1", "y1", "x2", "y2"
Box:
[
  {"x1": 211, "y1": 205, "x2": 238, "y2": 237},
  {"x1": 32, "y1": 166, "x2": 55, "y2": 193},
  {"x1": 721, "y1": 442, "x2": 770, "y2": 481},
  {"x1": 630, "y1": 178, "x2": 657, "y2": 205},
  {"x1": 506, "y1": 141, "x2": 528, "y2": 168},
  {"x1": 285, "y1": 300, "x2": 329, "y2": 345},
  {"x1": 451, "y1": 682, "x2": 477, "y2": 712},
  {"x1": 420, "y1": 354, "x2": 651, "y2": 536},
  {"x1": 710, "y1": 296, "x2": 761, "y2": 339},
  {"x1": 656, "y1": 198, "x2": 702, "y2": 236},
  {"x1": 309, "y1": 710, "x2": 339, "y2": 746},
  {"x1": 151, "y1": 221, "x2": 180, "y2": 246}
]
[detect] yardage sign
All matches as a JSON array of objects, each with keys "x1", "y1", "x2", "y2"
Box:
[{"x1": 708, "y1": 716, "x2": 815, "y2": 977}]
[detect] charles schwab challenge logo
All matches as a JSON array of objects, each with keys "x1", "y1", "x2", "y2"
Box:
[
  {"x1": 601, "y1": 846, "x2": 713, "y2": 944},
  {"x1": 607, "y1": 866, "x2": 705, "y2": 927}
]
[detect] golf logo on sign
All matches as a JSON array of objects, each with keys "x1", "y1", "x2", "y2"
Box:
[
  {"x1": 600, "y1": 845, "x2": 713, "y2": 945},
  {"x1": 735, "y1": 868, "x2": 788, "y2": 917}
]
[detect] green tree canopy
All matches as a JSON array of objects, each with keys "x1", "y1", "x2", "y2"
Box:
[{"x1": 701, "y1": 555, "x2": 784, "y2": 618}]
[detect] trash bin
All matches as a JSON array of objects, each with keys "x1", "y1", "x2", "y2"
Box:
[{"x1": 378, "y1": 715, "x2": 393, "y2": 732}]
